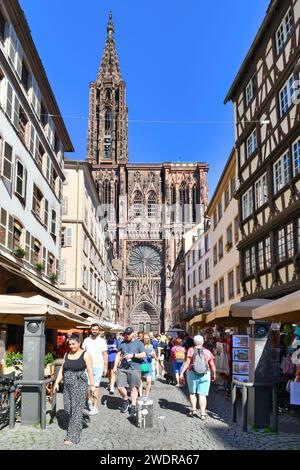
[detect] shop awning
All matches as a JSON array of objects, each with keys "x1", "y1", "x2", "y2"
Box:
[
  {"x1": 189, "y1": 314, "x2": 206, "y2": 327},
  {"x1": 231, "y1": 298, "x2": 273, "y2": 317},
  {"x1": 253, "y1": 290, "x2": 300, "y2": 323},
  {"x1": 0, "y1": 261, "x2": 96, "y2": 320},
  {"x1": 0, "y1": 293, "x2": 91, "y2": 329},
  {"x1": 76, "y1": 317, "x2": 124, "y2": 332},
  {"x1": 205, "y1": 305, "x2": 230, "y2": 325}
]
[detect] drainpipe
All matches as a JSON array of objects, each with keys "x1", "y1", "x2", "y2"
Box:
[{"x1": 74, "y1": 162, "x2": 80, "y2": 304}]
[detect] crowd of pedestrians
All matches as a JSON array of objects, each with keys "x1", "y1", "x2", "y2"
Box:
[{"x1": 54, "y1": 324, "x2": 216, "y2": 445}]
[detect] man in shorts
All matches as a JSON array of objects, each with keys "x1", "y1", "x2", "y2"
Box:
[
  {"x1": 82, "y1": 324, "x2": 108, "y2": 415},
  {"x1": 113, "y1": 327, "x2": 146, "y2": 418}
]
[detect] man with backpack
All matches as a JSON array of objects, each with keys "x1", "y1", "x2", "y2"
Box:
[{"x1": 180, "y1": 335, "x2": 216, "y2": 419}]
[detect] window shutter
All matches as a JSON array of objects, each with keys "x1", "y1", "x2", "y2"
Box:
[
  {"x1": 6, "y1": 80, "x2": 13, "y2": 120},
  {"x1": 30, "y1": 235, "x2": 35, "y2": 265},
  {"x1": 7, "y1": 214, "x2": 13, "y2": 250},
  {"x1": 29, "y1": 123, "x2": 35, "y2": 155},
  {"x1": 3, "y1": 141, "x2": 13, "y2": 181},
  {"x1": 8, "y1": 24, "x2": 16, "y2": 64},
  {"x1": 15, "y1": 40, "x2": 22, "y2": 78},
  {"x1": 44, "y1": 199, "x2": 49, "y2": 229},
  {"x1": 35, "y1": 134, "x2": 39, "y2": 161},
  {"x1": 13, "y1": 93, "x2": 19, "y2": 130},
  {"x1": 0, "y1": 136, "x2": 3, "y2": 178},
  {"x1": 15, "y1": 160, "x2": 24, "y2": 197}
]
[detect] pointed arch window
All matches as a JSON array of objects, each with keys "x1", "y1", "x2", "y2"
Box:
[
  {"x1": 192, "y1": 185, "x2": 197, "y2": 223},
  {"x1": 171, "y1": 186, "x2": 176, "y2": 222},
  {"x1": 105, "y1": 89, "x2": 112, "y2": 100},
  {"x1": 179, "y1": 183, "x2": 187, "y2": 223},
  {"x1": 104, "y1": 108, "x2": 112, "y2": 132},
  {"x1": 148, "y1": 192, "x2": 157, "y2": 218},
  {"x1": 103, "y1": 180, "x2": 111, "y2": 205},
  {"x1": 133, "y1": 192, "x2": 142, "y2": 218}
]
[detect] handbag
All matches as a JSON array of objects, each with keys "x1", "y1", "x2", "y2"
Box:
[{"x1": 140, "y1": 363, "x2": 150, "y2": 374}]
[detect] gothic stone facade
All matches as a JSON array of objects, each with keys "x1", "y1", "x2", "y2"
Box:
[{"x1": 87, "y1": 13, "x2": 209, "y2": 333}]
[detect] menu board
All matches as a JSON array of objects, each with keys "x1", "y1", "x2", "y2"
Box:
[{"x1": 232, "y1": 335, "x2": 250, "y2": 386}]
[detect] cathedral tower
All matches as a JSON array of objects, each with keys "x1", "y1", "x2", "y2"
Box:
[{"x1": 87, "y1": 12, "x2": 128, "y2": 165}]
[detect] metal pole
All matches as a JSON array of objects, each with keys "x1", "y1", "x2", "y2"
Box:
[
  {"x1": 232, "y1": 383, "x2": 237, "y2": 423},
  {"x1": 40, "y1": 383, "x2": 46, "y2": 430},
  {"x1": 9, "y1": 385, "x2": 15, "y2": 429},
  {"x1": 272, "y1": 384, "x2": 278, "y2": 433},
  {"x1": 242, "y1": 385, "x2": 248, "y2": 432}
]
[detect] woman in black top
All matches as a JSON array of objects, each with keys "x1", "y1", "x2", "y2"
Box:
[{"x1": 54, "y1": 334, "x2": 95, "y2": 445}]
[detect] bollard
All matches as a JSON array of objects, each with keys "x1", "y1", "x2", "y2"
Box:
[
  {"x1": 9, "y1": 385, "x2": 15, "y2": 429},
  {"x1": 242, "y1": 385, "x2": 248, "y2": 432}
]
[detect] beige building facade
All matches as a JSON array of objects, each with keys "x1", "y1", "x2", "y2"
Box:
[
  {"x1": 208, "y1": 149, "x2": 241, "y2": 317},
  {"x1": 61, "y1": 160, "x2": 118, "y2": 323},
  {"x1": 185, "y1": 223, "x2": 212, "y2": 332}
]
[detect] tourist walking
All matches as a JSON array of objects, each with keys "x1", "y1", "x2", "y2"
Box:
[
  {"x1": 82, "y1": 324, "x2": 108, "y2": 415},
  {"x1": 157, "y1": 333, "x2": 167, "y2": 377},
  {"x1": 113, "y1": 327, "x2": 146, "y2": 418},
  {"x1": 139, "y1": 334, "x2": 157, "y2": 397},
  {"x1": 180, "y1": 335, "x2": 216, "y2": 419},
  {"x1": 171, "y1": 337, "x2": 186, "y2": 387},
  {"x1": 149, "y1": 332, "x2": 159, "y2": 382},
  {"x1": 106, "y1": 333, "x2": 119, "y2": 395},
  {"x1": 54, "y1": 334, "x2": 95, "y2": 445}
]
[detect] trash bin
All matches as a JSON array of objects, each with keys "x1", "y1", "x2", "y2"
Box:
[{"x1": 137, "y1": 397, "x2": 154, "y2": 429}]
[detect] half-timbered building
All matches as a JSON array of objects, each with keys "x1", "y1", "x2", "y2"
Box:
[{"x1": 225, "y1": 0, "x2": 300, "y2": 300}]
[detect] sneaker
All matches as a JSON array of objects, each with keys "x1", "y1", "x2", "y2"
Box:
[
  {"x1": 120, "y1": 399, "x2": 130, "y2": 413},
  {"x1": 87, "y1": 399, "x2": 93, "y2": 410},
  {"x1": 129, "y1": 405, "x2": 137, "y2": 418},
  {"x1": 109, "y1": 386, "x2": 115, "y2": 395},
  {"x1": 88, "y1": 407, "x2": 99, "y2": 416}
]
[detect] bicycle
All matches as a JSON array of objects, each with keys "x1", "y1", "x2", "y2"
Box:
[{"x1": 0, "y1": 363, "x2": 22, "y2": 429}]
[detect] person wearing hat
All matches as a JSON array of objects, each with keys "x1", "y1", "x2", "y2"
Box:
[{"x1": 113, "y1": 327, "x2": 146, "y2": 418}]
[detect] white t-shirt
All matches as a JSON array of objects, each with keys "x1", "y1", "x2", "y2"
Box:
[{"x1": 82, "y1": 336, "x2": 107, "y2": 367}]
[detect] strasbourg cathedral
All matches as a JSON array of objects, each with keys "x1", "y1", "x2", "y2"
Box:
[{"x1": 86, "y1": 13, "x2": 209, "y2": 333}]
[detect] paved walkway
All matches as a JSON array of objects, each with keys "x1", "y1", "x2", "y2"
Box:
[{"x1": 0, "y1": 378, "x2": 299, "y2": 450}]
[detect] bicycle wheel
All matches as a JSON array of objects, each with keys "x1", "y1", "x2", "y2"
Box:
[{"x1": 0, "y1": 387, "x2": 9, "y2": 429}]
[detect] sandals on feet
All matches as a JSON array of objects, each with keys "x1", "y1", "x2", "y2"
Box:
[
  {"x1": 200, "y1": 414, "x2": 206, "y2": 420},
  {"x1": 187, "y1": 410, "x2": 197, "y2": 417}
]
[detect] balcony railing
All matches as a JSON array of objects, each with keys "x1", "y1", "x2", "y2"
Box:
[{"x1": 180, "y1": 300, "x2": 212, "y2": 320}]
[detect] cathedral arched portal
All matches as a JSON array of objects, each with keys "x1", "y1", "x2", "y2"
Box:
[{"x1": 131, "y1": 302, "x2": 159, "y2": 334}]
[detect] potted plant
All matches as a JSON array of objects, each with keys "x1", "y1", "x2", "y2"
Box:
[
  {"x1": 3, "y1": 352, "x2": 23, "y2": 374},
  {"x1": 49, "y1": 272, "x2": 58, "y2": 282},
  {"x1": 35, "y1": 262, "x2": 45, "y2": 273},
  {"x1": 44, "y1": 352, "x2": 54, "y2": 376},
  {"x1": 13, "y1": 246, "x2": 27, "y2": 258}
]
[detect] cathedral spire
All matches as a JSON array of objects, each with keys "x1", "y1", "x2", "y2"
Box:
[
  {"x1": 98, "y1": 11, "x2": 121, "y2": 81},
  {"x1": 107, "y1": 11, "x2": 114, "y2": 35}
]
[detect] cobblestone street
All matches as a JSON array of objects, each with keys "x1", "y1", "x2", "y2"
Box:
[{"x1": 0, "y1": 378, "x2": 300, "y2": 450}]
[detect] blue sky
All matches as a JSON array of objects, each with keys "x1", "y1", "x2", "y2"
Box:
[{"x1": 20, "y1": 0, "x2": 270, "y2": 196}]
